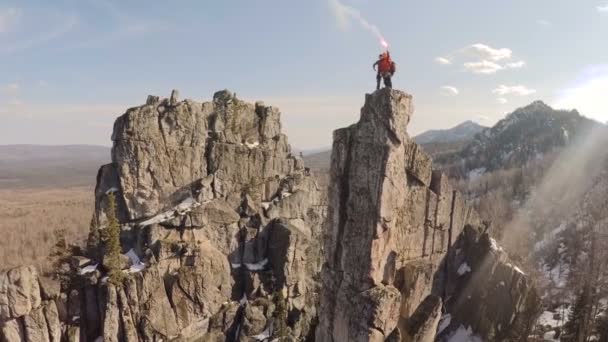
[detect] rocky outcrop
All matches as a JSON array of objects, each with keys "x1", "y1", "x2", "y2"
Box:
[
  {"x1": 2, "y1": 88, "x2": 539, "y2": 342},
  {"x1": 316, "y1": 88, "x2": 538, "y2": 341},
  {"x1": 0, "y1": 266, "x2": 62, "y2": 342},
  {"x1": 74, "y1": 90, "x2": 325, "y2": 341}
]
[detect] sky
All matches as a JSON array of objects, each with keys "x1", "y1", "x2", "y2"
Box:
[{"x1": 0, "y1": 0, "x2": 607, "y2": 150}]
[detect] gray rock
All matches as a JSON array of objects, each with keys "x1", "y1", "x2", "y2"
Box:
[
  {"x1": 0, "y1": 266, "x2": 41, "y2": 320},
  {"x1": 0, "y1": 318, "x2": 25, "y2": 342},
  {"x1": 316, "y1": 89, "x2": 537, "y2": 341}
]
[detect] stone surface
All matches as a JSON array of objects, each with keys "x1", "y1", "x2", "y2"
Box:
[
  {"x1": 316, "y1": 88, "x2": 537, "y2": 341},
  {"x1": 0, "y1": 266, "x2": 41, "y2": 321}
]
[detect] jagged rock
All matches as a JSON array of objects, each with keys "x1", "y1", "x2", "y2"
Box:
[
  {"x1": 316, "y1": 89, "x2": 537, "y2": 342},
  {"x1": 43, "y1": 301, "x2": 62, "y2": 342},
  {"x1": 0, "y1": 318, "x2": 25, "y2": 342},
  {"x1": 0, "y1": 266, "x2": 41, "y2": 321},
  {"x1": 23, "y1": 306, "x2": 50, "y2": 342},
  {"x1": 400, "y1": 295, "x2": 442, "y2": 342}
]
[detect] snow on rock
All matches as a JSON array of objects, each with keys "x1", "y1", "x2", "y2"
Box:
[
  {"x1": 506, "y1": 263, "x2": 526, "y2": 275},
  {"x1": 468, "y1": 167, "x2": 486, "y2": 181},
  {"x1": 437, "y1": 314, "x2": 452, "y2": 335},
  {"x1": 447, "y1": 325, "x2": 483, "y2": 342},
  {"x1": 138, "y1": 196, "x2": 201, "y2": 227},
  {"x1": 126, "y1": 249, "x2": 141, "y2": 265},
  {"x1": 231, "y1": 263, "x2": 242, "y2": 269},
  {"x1": 538, "y1": 311, "x2": 561, "y2": 328},
  {"x1": 261, "y1": 202, "x2": 272, "y2": 210},
  {"x1": 245, "y1": 141, "x2": 260, "y2": 149},
  {"x1": 543, "y1": 330, "x2": 559, "y2": 342},
  {"x1": 457, "y1": 263, "x2": 472, "y2": 276},
  {"x1": 105, "y1": 187, "x2": 119, "y2": 194},
  {"x1": 489, "y1": 238, "x2": 504, "y2": 252},
  {"x1": 245, "y1": 258, "x2": 268, "y2": 271},
  {"x1": 252, "y1": 324, "x2": 273, "y2": 341},
  {"x1": 138, "y1": 210, "x2": 175, "y2": 227},
  {"x1": 79, "y1": 264, "x2": 98, "y2": 275},
  {"x1": 128, "y1": 263, "x2": 146, "y2": 273}
]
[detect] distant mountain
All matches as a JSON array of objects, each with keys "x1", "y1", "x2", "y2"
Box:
[
  {"x1": 414, "y1": 120, "x2": 487, "y2": 144},
  {"x1": 0, "y1": 145, "x2": 110, "y2": 188},
  {"x1": 434, "y1": 101, "x2": 601, "y2": 177}
]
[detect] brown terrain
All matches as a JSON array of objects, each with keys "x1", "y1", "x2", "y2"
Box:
[{"x1": 0, "y1": 145, "x2": 109, "y2": 270}]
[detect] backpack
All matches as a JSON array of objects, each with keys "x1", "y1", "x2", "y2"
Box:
[{"x1": 390, "y1": 61, "x2": 396, "y2": 74}]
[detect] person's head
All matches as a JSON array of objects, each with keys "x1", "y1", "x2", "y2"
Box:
[{"x1": 378, "y1": 54, "x2": 383, "y2": 59}]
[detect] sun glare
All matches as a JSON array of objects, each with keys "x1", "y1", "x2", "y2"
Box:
[{"x1": 555, "y1": 69, "x2": 608, "y2": 124}]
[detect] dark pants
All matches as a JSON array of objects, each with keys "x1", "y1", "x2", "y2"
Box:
[{"x1": 376, "y1": 73, "x2": 392, "y2": 90}]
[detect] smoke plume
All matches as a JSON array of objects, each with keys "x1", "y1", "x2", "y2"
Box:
[{"x1": 328, "y1": 0, "x2": 388, "y2": 48}]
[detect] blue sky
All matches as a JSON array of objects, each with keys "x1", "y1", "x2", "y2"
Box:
[{"x1": 0, "y1": 0, "x2": 607, "y2": 149}]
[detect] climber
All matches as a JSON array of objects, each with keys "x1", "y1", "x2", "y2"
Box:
[{"x1": 373, "y1": 51, "x2": 396, "y2": 90}]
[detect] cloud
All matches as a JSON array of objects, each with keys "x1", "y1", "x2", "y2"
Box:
[
  {"x1": 492, "y1": 85, "x2": 537, "y2": 96},
  {"x1": 497, "y1": 98, "x2": 508, "y2": 104},
  {"x1": 598, "y1": 4, "x2": 608, "y2": 12},
  {"x1": 506, "y1": 61, "x2": 526, "y2": 69},
  {"x1": 465, "y1": 43, "x2": 512, "y2": 61},
  {"x1": 0, "y1": 14, "x2": 79, "y2": 54},
  {"x1": 37, "y1": 80, "x2": 48, "y2": 87},
  {"x1": 463, "y1": 60, "x2": 504, "y2": 74},
  {"x1": 0, "y1": 8, "x2": 20, "y2": 33},
  {"x1": 439, "y1": 43, "x2": 524, "y2": 75},
  {"x1": 434, "y1": 57, "x2": 452, "y2": 65},
  {"x1": 327, "y1": 0, "x2": 387, "y2": 47},
  {"x1": 440, "y1": 86, "x2": 459, "y2": 96},
  {"x1": 537, "y1": 19, "x2": 552, "y2": 27}
]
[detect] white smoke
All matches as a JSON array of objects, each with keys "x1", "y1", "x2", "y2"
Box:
[{"x1": 328, "y1": 0, "x2": 388, "y2": 48}]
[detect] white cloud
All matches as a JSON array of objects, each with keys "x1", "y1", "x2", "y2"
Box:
[
  {"x1": 497, "y1": 98, "x2": 508, "y2": 104},
  {"x1": 463, "y1": 60, "x2": 504, "y2": 74},
  {"x1": 0, "y1": 14, "x2": 78, "y2": 54},
  {"x1": 0, "y1": 8, "x2": 20, "y2": 33},
  {"x1": 434, "y1": 57, "x2": 452, "y2": 65},
  {"x1": 440, "y1": 86, "x2": 459, "y2": 96},
  {"x1": 506, "y1": 61, "x2": 526, "y2": 69},
  {"x1": 597, "y1": 4, "x2": 608, "y2": 12},
  {"x1": 465, "y1": 43, "x2": 512, "y2": 61},
  {"x1": 537, "y1": 19, "x2": 552, "y2": 27},
  {"x1": 492, "y1": 85, "x2": 537, "y2": 96}
]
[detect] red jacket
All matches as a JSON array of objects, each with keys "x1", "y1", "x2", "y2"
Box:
[{"x1": 378, "y1": 57, "x2": 392, "y2": 73}]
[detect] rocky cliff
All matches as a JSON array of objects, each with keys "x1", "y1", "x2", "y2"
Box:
[
  {"x1": 315, "y1": 89, "x2": 538, "y2": 341},
  {"x1": 1, "y1": 88, "x2": 538, "y2": 342}
]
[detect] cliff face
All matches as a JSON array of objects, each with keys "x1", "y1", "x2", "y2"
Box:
[
  {"x1": 1, "y1": 88, "x2": 538, "y2": 342},
  {"x1": 316, "y1": 89, "x2": 539, "y2": 342}
]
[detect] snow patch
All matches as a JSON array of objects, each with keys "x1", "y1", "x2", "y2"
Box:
[
  {"x1": 468, "y1": 167, "x2": 486, "y2": 181},
  {"x1": 457, "y1": 263, "x2": 472, "y2": 276},
  {"x1": 126, "y1": 249, "x2": 141, "y2": 265},
  {"x1": 490, "y1": 238, "x2": 503, "y2": 252},
  {"x1": 437, "y1": 314, "x2": 452, "y2": 335},
  {"x1": 105, "y1": 187, "x2": 119, "y2": 194},
  {"x1": 447, "y1": 325, "x2": 483, "y2": 342},
  {"x1": 261, "y1": 202, "x2": 272, "y2": 210},
  {"x1": 138, "y1": 196, "x2": 202, "y2": 227},
  {"x1": 245, "y1": 258, "x2": 268, "y2": 271},
  {"x1": 231, "y1": 263, "x2": 242, "y2": 269},
  {"x1": 245, "y1": 141, "x2": 260, "y2": 149},
  {"x1": 253, "y1": 328, "x2": 272, "y2": 341},
  {"x1": 79, "y1": 264, "x2": 98, "y2": 275}
]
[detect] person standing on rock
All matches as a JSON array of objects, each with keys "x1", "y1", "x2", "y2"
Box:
[{"x1": 373, "y1": 51, "x2": 396, "y2": 90}]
